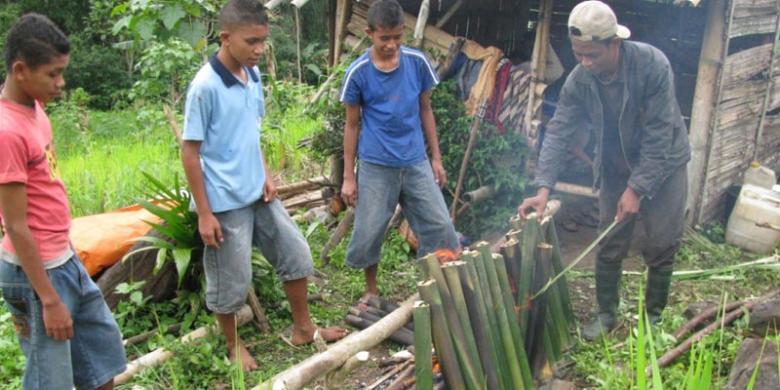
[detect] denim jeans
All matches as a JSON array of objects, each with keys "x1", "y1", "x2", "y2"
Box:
[
  {"x1": 346, "y1": 160, "x2": 459, "y2": 268},
  {"x1": 0, "y1": 256, "x2": 126, "y2": 390}
]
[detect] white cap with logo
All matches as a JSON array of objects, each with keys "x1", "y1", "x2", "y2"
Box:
[{"x1": 568, "y1": 0, "x2": 631, "y2": 41}]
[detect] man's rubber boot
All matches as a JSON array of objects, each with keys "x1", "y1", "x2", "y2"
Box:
[
  {"x1": 645, "y1": 267, "x2": 673, "y2": 325},
  {"x1": 582, "y1": 265, "x2": 621, "y2": 341}
]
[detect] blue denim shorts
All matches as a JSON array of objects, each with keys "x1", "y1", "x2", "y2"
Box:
[
  {"x1": 346, "y1": 160, "x2": 459, "y2": 269},
  {"x1": 0, "y1": 256, "x2": 126, "y2": 390},
  {"x1": 204, "y1": 198, "x2": 314, "y2": 314}
]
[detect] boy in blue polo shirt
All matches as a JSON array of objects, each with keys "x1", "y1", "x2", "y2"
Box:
[
  {"x1": 340, "y1": 0, "x2": 460, "y2": 305},
  {"x1": 181, "y1": 0, "x2": 346, "y2": 370}
]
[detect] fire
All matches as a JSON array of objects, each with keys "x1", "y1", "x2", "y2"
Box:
[{"x1": 434, "y1": 248, "x2": 459, "y2": 264}]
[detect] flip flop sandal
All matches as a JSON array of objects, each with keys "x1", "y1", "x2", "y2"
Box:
[{"x1": 279, "y1": 327, "x2": 301, "y2": 349}]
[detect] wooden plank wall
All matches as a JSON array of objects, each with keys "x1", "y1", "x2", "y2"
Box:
[{"x1": 699, "y1": 0, "x2": 779, "y2": 222}]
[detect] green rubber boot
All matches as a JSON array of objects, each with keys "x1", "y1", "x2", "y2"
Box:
[
  {"x1": 582, "y1": 264, "x2": 621, "y2": 341},
  {"x1": 645, "y1": 267, "x2": 673, "y2": 325}
]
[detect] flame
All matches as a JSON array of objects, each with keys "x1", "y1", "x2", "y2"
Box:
[{"x1": 434, "y1": 248, "x2": 459, "y2": 264}]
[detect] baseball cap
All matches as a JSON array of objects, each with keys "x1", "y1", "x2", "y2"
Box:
[{"x1": 568, "y1": 1, "x2": 631, "y2": 41}]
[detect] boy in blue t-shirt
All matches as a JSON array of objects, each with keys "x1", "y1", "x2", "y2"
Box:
[
  {"x1": 181, "y1": 0, "x2": 346, "y2": 371},
  {"x1": 340, "y1": 0, "x2": 459, "y2": 305}
]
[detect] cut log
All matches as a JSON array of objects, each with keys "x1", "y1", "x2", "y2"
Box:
[
  {"x1": 726, "y1": 338, "x2": 780, "y2": 389},
  {"x1": 320, "y1": 208, "x2": 355, "y2": 264},
  {"x1": 325, "y1": 351, "x2": 370, "y2": 389},
  {"x1": 115, "y1": 305, "x2": 253, "y2": 384},
  {"x1": 749, "y1": 298, "x2": 780, "y2": 337},
  {"x1": 277, "y1": 176, "x2": 330, "y2": 198},
  {"x1": 97, "y1": 229, "x2": 180, "y2": 310},
  {"x1": 345, "y1": 314, "x2": 415, "y2": 346},
  {"x1": 674, "y1": 300, "x2": 745, "y2": 339},
  {"x1": 283, "y1": 190, "x2": 324, "y2": 209},
  {"x1": 257, "y1": 294, "x2": 418, "y2": 390},
  {"x1": 367, "y1": 296, "x2": 401, "y2": 313}
]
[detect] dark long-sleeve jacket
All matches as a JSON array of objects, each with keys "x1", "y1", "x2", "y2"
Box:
[{"x1": 534, "y1": 40, "x2": 690, "y2": 199}]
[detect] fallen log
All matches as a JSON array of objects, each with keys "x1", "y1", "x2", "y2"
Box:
[
  {"x1": 283, "y1": 190, "x2": 324, "y2": 209},
  {"x1": 345, "y1": 314, "x2": 414, "y2": 346},
  {"x1": 257, "y1": 294, "x2": 418, "y2": 390},
  {"x1": 655, "y1": 289, "x2": 780, "y2": 371},
  {"x1": 673, "y1": 300, "x2": 745, "y2": 339},
  {"x1": 278, "y1": 176, "x2": 330, "y2": 198},
  {"x1": 115, "y1": 305, "x2": 253, "y2": 384}
]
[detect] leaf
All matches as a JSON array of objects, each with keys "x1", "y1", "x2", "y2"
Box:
[
  {"x1": 175, "y1": 20, "x2": 208, "y2": 48},
  {"x1": 112, "y1": 15, "x2": 132, "y2": 35},
  {"x1": 160, "y1": 4, "x2": 186, "y2": 30},
  {"x1": 305, "y1": 64, "x2": 323, "y2": 78},
  {"x1": 135, "y1": 18, "x2": 156, "y2": 41},
  {"x1": 154, "y1": 247, "x2": 168, "y2": 274},
  {"x1": 130, "y1": 291, "x2": 144, "y2": 305},
  {"x1": 172, "y1": 248, "x2": 193, "y2": 287}
]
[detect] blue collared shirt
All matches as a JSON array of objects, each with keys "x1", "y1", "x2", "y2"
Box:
[{"x1": 182, "y1": 55, "x2": 266, "y2": 213}]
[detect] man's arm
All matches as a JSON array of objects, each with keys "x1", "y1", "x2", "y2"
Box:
[
  {"x1": 181, "y1": 141, "x2": 223, "y2": 248},
  {"x1": 261, "y1": 154, "x2": 277, "y2": 202},
  {"x1": 419, "y1": 91, "x2": 446, "y2": 187},
  {"x1": 0, "y1": 183, "x2": 72, "y2": 340},
  {"x1": 341, "y1": 104, "x2": 361, "y2": 206}
]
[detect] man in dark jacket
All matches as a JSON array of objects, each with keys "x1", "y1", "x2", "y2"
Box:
[{"x1": 517, "y1": 0, "x2": 690, "y2": 341}]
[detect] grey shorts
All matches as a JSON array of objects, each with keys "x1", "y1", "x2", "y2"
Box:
[{"x1": 204, "y1": 198, "x2": 314, "y2": 314}]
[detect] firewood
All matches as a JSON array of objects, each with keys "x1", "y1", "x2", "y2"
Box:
[{"x1": 345, "y1": 314, "x2": 414, "y2": 345}]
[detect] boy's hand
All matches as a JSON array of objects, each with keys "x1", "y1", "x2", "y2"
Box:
[
  {"x1": 264, "y1": 180, "x2": 277, "y2": 202},
  {"x1": 341, "y1": 178, "x2": 357, "y2": 207},
  {"x1": 431, "y1": 159, "x2": 447, "y2": 188},
  {"x1": 199, "y1": 213, "x2": 224, "y2": 248},
  {"x1": 517, "y1": 188, "x2": 550, "y2": 220},
  {"x1": 42, "y1": 300, "x2": 73, "y2": 340}
]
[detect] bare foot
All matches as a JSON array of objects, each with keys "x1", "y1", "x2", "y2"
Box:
[
  {"x1": 290, "y1": 326, "x2": 349, "y2": 345},
  {"x1": 355, "y1": 292, "x2": 378, "y2": 311},
  {"x1": 228, "y1": 342, "x2": 258, "y2": 371}
]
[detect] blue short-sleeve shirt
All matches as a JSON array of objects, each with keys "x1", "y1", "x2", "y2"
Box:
[
  {"x1": 182, "y1": 55, "x2": 266, "y2": 213},
  {"x1": 340, "y1": 46, "x2": 439, "y2": 167}
]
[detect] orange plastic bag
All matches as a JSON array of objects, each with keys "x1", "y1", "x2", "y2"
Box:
[{"x1": 70, "y1": 205, "x2": 160, "y2": 276}]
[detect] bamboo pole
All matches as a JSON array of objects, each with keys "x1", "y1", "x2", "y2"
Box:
[
  {"x1": 332, "y1": 0, "x2": 350, "y2": 67},
  {"x1": 422, "y1": 255, "x2": 481, "y2": 389},
  {"x1": 442, "y1": 262, "x2": 485, "y2": 384},
  {"x1": 277, "y1": 176, "x2": 330, "y2": 196},
  {"x1": 475, "y1": 248, "x2": 529, "y2": 389},
  {"x1": 413, "y1": 0, "x2": 431, "y2": 48},
  {"x1": 418, "y1": 280, "x2": 464, "y2": 390},
  {"x1": 459, "y1": 255, "x2": 503, "y2": 390},
  {"x1": 294, "y1": 6, "x2": 302, "y2": 83},
  {"x1": 752, "y1": 0, "x2": 780, "y2": 161},
  {"x1": 258, "y1": 294, "x2": 418, "y2": 390},
  {"x1": 523, "y1": 0, "x2": 553, "y2": 140},
  {"x1": 544, "y1": 221, "x2": 574, "y2": 322},
  {"x1": 435, "y1": 0, "x2": 464, "y2": 28},
  {"x1": 491, "y1": 252, "x2": 534, "y2": 388},
  {"x1": 413, "y1": 301, "x2": 433, "y2": 390},
  {"x1": 116, "y1": 305, "x2": 253, "y2": 384},
  {"x1": 517, "y1": 220, "x2": 541, "y2": 337}
]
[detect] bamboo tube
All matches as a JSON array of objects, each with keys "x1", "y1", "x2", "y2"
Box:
[
  {"x1": 423, "y1": 256, "x2": 481, "y2": 389},
  {"x1": 413, "y1": 301, "x2": 433, "y2": 390},
  {"x1": 518, "y1": 220, "x2": 541, "y2": 337},
  {"x1": 418, "y1": 280, "x2": 464, "y2": 390},
  {"x1": 491, "y1": 253, "x2": 534, "y2": 388},
  {"x1": 459, "y1": 255, "x2": 503, "y2": 390},
  {"x1": 462, "y1": 250, "x2": 507, "y2": 382},
  {"x1": 544, "y1": 220, "x2": 574, "y2": 322},
  {"x1": 526, "y1": 243, "x2": 552, "y2": 374},
  {"x1": 538, "y1": 242, "x2": 569, "y2": 353},
  {"x1": 442, "y1": 262, "x2": 485, "y2": 385},
  {"x1": 475, "y1": 248, "x2": 528, "y2": 389},
  {"x1": 499, "y1": 238, "x2": 521, "y2": 297}
]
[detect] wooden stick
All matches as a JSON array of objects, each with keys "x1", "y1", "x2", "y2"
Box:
[
  {"x1": 321, "y1": 208, "x2": 355, "y2": 264},
  {"x1": 162, "y1": 103, "x2": 182, "y2": 143},
  {"x1": 655, "y1": 289, "x2": 780, "y2": 370},
  {"x1": 123, "y1": 323, "x2": 182, "y2": 347},
  {"x1": 258, "y1": 294, "x2": 419, "y2": 389},
  {"x1": 366, "y1": 359, "x2": 413, "y2": 390},
  {"x1": 116, "y1": 305, "x2": 253, "y2": 384},
  {"x1": 672, "y1": 300, "x2": 744, "y2": 339},
  {"x1": 247, "y1": 288, "x2": 271, "y2": 332},
  {"x1": 386, "y1": 363, "x2": 416, "y2": 390},
  {"x1": 277, "y1": 176, "x2": 329, "y2": 196},
  {"x1": 413, "y1": 0, "x2": 431, "y2": 48},
  {"x1": 450, "y1": 99, "x2": 488, "y2": 221}
]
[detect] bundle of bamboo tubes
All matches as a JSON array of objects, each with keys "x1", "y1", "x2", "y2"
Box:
[{"x1": 413, "y1": 215, "x2": 574, "y2": 389}]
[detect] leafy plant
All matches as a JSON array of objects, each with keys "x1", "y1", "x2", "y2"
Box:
[{"x1": 122, "y1": 172, "x2": 201, "y2": 288}]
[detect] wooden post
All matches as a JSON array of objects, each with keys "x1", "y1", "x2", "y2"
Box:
[
  {"x1": 413, "y1": 0, "x2": 431, "y2": 48},
  {"x1": 294, "y1": 7, "x2": 303, "y2": 83},
  {"x1": 327, "y1": 0, "x2": 337, "y2": 68},
  {"x1": 332, "y1": 0, "x2": 350, "y2": 68},
  {"x1": 687, "y1": 0, "x2": 731, "y2": 224},
  {"x1": 522, "y1": 0, "x2": 553, "y2": 144},
  {"x1": 265, "y1": 0, "x2": 288, "y2": 10},
  {"x1": 752, "y1": 2, "x2": 780, "y2": 161},
  {"x1": 692, "y1": 0, "x2": 737, "y2": 225},
  {"x1": 435, "y1": 0, "x2": 464, "y2": 29}
]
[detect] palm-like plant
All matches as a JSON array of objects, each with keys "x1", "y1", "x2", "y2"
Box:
[{"x1": 122, "y1": 172, "x2": 201, "y2": 288}]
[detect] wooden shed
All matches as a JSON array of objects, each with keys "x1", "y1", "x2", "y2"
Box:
[{"x1": 322, "y1": 0, "x2": 779, "y2": 225}]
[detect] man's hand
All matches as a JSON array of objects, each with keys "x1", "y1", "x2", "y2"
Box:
[
  {"x1": 198, "y1": 212, "x2": 223, "y2": 248},
  {"x1": 431, "y1": 159, "x2": 447, "y2": 188},
  {"x1": 263, "y1": 179, "x2": 277, "y2": 202},
  {"x1": 616, "y1": 187, "x2": 641, "y2": 222},
  {"x1": 42, "y1": 300, "x2": 73, "y2": 340},
  {"x1": 341, "y1": 177, "x2": 357, "y2": 207},
  {"x1": 517, "y1": 188, "x2": 550, "y2": 220}
]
